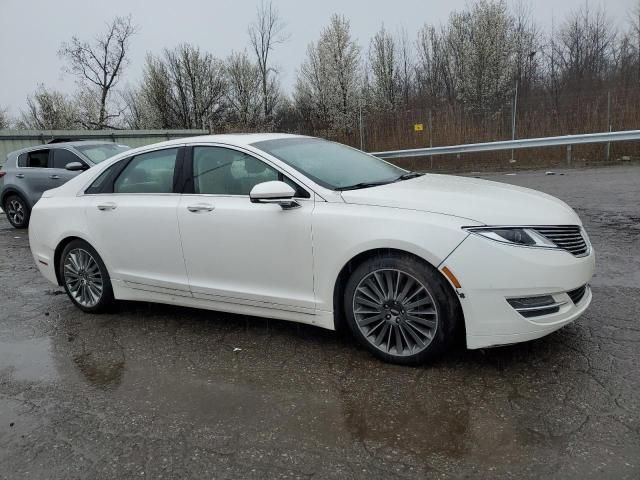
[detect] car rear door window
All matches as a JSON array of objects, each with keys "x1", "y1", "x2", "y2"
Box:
[
  {"x1": 114, "y1": 148, "x2": 178, "y2": 194},
  {"x1": 52, "y1": 149, "x2": 85, "y2": 169},
  {"x1": 22, "y1": 150, "x2": 50, "y2": 168}
]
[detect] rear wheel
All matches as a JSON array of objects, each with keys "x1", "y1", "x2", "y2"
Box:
[
  {"x1": 59, "y1": 240, "x2": 114, "y2": 313},
  {"x1": 4, "y1": 194, "x2": 30, "y2": 229},
  {"x1": 343, "y1": 254, "x2": 460, "y2": 365}
]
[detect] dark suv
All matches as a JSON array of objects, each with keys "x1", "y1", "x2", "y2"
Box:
[{"x1": 0, "y1": 141, "x2": 130, "y2": 228}]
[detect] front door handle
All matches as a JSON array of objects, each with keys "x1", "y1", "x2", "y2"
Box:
[
  {"x1": 49, "y1": 174, "x2": 60, "y2": 180},
  {"x1": 97, "y1": 202, "x2": 117, "y2": 211},
  {"x1": 15, "y1": 173, "x2": 24, "y2": 179},
  {"x1": 187, "y1": 203, "x2": 215, "y2": 213}
]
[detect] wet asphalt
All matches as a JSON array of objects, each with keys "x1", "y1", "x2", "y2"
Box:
[{"x1": 0, "y1": 165, "x2": 639, "y2": 479}]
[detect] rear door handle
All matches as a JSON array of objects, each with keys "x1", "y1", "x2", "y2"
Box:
[
  {"x1": 97, "y1": 202, "x2": 117, "y2": 211},
  {"x1": 15, "y1": 173, "x2": 24, "y2": 179},
  {"x1": 49, "y1": 175, "x2": 60, "y2": 180},
  {"x1": 187, "y1": 204, "x2": 215, "y2": 213}
]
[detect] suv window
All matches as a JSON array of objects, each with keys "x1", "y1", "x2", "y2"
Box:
[
  {"x1": 193, "y1": 146, "x2": 309, "y2": 198},
  {"x1": 19, "y1": 149, "x2": 50, "y2": 168},
  {"x1": 52, "y1": 149, "x2": 85, "y2": 169},
  {"x1": 114, "y1": 148, "x2": 178, "y2": 194}
]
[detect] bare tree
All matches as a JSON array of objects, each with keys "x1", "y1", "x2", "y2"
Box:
[
  {"x1": 137, "y1": 53, "x2": 175, "y2": 128},
  {"x1": 138, "y1": 45, "x2": 227, "y2": 130},
  {"x1": 19, "y1": 85, "x2": 79, "y2": 129},
  {"x1": 59, "y1": 15, "x2": 137, "y2": 129},
  {"x1": 397, "y1": 27, "x2": 414, "y2": 108},
  {"x1": 369, "y1": 25, "x2": 398, "y2": 110},
  {"x1": 0, "y1": 106, "x2": 10, "y2": 129},
  {"x1": 552, "y1": 3, "x2": 615, "y2": 90},
  {"x1": 511, "y1": 0, "x2": 541, "y2": 96},
  {"x1": 248, "y1": 0, "x2": 288, "y2": 124},
  {"x1": 120, "y1": 86, "x2": 155, "y2": 129},
  {"x1": 416, "y1": 24, "x2": 456, "y2": 105},
  {"x1": 628, "y1": 0, "x2": 640, "y2": 82},
  {"x1": 225, "y1": 51, "x2": 262, "y2": 127}
]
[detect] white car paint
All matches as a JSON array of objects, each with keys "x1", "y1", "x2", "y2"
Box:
[{"x1": 28, "y1": 133, "x2": 595, "y2": 349}]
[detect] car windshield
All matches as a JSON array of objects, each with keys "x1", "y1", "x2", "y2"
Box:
[
  {"x1": 74, "y1": 144, "x2": 130, "y2": 164},
  {"x1": 251, "y1": 137, "x2": 406, "y2": 190}
]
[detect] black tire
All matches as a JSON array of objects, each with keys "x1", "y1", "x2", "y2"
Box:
[
  {"x1": 59, "y1": 239, "x2": 114, "y2": 313},
  {"x1": 4, "y1": 194, "x2": 30, "y2": 229},
  {"x1": 343, "y1": 253, "x2": 460, "y2": 365}
]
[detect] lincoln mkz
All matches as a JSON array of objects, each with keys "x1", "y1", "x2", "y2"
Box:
[{"x1": 28, "y1": 134, "x2": 594, "y2": 364}]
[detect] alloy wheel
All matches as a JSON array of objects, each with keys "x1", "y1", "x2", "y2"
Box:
[
  {"x1": 63, "y1": 248, "x2": 104, "y2": 308},
  {"x1": 352, "y1": 268, "x2": 438, "y2": 356},
  {"x1": 7, "y1": 199, "x2": 25, "y2": 226}
]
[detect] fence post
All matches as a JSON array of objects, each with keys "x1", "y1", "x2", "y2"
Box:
[{"x1": 566, "y1": 144, "x2": 572, "y2": 166}]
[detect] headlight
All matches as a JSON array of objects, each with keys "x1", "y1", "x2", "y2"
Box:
[{"x1": 464, "y1": 227, "x2": 556, "y2": 248}]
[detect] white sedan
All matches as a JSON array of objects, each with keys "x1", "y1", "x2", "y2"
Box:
[{"x1": 28, "y1": 134, "x2": 595, "y2": 364}]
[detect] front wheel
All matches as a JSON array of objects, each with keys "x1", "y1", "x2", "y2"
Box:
[
  {"x1": 59, "y1": 240, "x2": 114, "y2": 313},
  {"x1": 343, "y1": 254, "x2": 460, "y2": 365}
]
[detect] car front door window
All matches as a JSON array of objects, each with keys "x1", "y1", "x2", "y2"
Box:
[{"x1": 193, "y1": 147, "x2": 278, "y2": 196}]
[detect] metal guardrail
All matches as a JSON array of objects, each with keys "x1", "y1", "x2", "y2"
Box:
[{"x1": 372, "y1": 130, "x2": 640, "y2": 164}]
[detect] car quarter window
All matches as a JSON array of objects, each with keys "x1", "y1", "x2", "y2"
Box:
[
  {"x1": 85, "y1": 167, "x2": 115, "y2": 195},
  {"x1": 192, "y1": 146, "x2": 309, "y2": 198},
  {"x1": 19, "y1": 149, "x2": 50, "y2": 168},
  {"x1": 52, "y1": 149, "x2": 85, "y2": 169},
  {"x1": 113, "y1": 148, "x2": 179, "y2": 194}
]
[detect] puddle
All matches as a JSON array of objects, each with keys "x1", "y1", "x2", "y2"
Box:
[
  {"x1": 0, "y1": 337, "x2": 58, "y2": 382},
  {"x1": 72, "y1": 352, "x2": 124, "y2": 390}
]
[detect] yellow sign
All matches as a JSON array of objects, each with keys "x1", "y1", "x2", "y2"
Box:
[{"x1": 414, "y1": 123, "x2": 424, "y2": 132}]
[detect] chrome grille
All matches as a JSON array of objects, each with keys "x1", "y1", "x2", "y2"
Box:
[{"x1": 532, "y1": 226, "x2": 589, "y2": 257}]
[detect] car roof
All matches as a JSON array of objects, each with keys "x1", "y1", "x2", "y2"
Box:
[{"x1": 139, "y1": 132, "x2": 311, "y2": 150}]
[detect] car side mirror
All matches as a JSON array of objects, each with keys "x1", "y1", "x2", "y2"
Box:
[
  {"x1": 65, "y1": 162, "x2": 87, "y2": 171},
  {"x1": 250, "y1": 181, "x2": 300, "y2": 210}
]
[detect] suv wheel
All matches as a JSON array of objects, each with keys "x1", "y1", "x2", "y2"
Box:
[
  {"x1": 4, "y1": 194, "x2": 30, "y2": 229},
  {"x1": 343, "y1": 254, "x2": 460, "y2": 365}
]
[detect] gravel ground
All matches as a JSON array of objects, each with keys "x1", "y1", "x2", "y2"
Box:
[{"x1": 1, "y1": 165, "x2": 639, "y2": 479}]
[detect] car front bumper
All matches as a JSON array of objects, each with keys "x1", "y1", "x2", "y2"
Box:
[{"x1": 442, "y1": 233, "x2": 595, "y2": 349}]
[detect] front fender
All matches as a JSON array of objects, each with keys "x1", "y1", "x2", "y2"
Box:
[{"x1": 312, "y1": 202, "x2": 475, "y2": 313}]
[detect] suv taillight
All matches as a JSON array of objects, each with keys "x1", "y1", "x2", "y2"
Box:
[{"x1": 0, "y1": 171, "x2": 6, "y2": 178}]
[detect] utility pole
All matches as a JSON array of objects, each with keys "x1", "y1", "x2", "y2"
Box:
[
  {"x1": 511, "y1": 80, "x2": 518, "y2": 163},
  {"x1": 359, "y1": 100, "x2": 364, "y2": 151},
  {"x1": 606, "y1": 91, "x2": 611, "y2": 161},
  {"x1": 428, "y1": 109, "x2": 433, "y2": 148}
]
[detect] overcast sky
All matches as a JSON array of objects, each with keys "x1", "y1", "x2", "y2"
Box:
[{"x1": 0, "y1": 0, "x2": 635, "y2": 117}]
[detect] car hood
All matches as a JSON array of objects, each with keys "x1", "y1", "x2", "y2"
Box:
[{"x1": 339, "y1": 174, "x2": 580, "y2": 225}]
